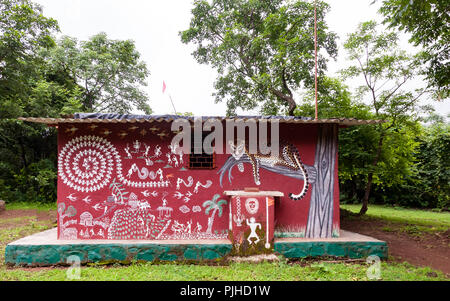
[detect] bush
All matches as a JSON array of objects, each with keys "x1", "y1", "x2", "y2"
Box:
[{"x1": 0, "y1": 159, "x2": 57, "y2": 204}]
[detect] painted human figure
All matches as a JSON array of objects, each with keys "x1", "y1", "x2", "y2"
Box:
[
  {"x1": 154, "y1": 145, "x2": 162, "y2": 157},
  {"x1": 143, "y1": 144, "x2": 151, "y2": 157},
  {"x1": 246, "y1": 217, "x2": 261, "y2": 244},
  {"x1": 133, "y1": 140, "x2": 141, "y2": 153},
  {"x1": 124, "y1": 144, "x2": 132, "y2": 159},
  {"x1": 194, "y1": 222, "x2": 202, "y2": 233}
]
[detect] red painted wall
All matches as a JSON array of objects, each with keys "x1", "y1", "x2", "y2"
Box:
[{"x1": 56, "y1": 121, "x2": 339, "y2": 240}]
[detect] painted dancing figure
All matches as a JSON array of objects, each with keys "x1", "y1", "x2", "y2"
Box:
[{"x1": 246, "y1": 217, "x2": 261, "y2": 244}]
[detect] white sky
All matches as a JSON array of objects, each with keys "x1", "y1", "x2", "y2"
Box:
[{"x1": 34, "y1": 0, "x2": 449, "y2": 117}]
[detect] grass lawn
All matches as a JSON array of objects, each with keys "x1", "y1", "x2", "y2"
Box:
[
  {"x1": 4, "y1": 202, "x2": 57, "y2": 211},
  {"x1": 341, "y1": 204, "x2": 450, "y2": 234},
  {"x1": 0, "y1": 202, "x2": 448, "y2": 281},
  {"x1": 1, "y1": 259, "x2": 447, "y2": 281}
]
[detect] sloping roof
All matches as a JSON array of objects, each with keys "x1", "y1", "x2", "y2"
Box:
[{"x1": 18, "y1": 113, "x2": 384, "y2": 126}]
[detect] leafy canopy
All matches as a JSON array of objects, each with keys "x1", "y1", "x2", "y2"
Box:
[
  {"x1": 341, "y1": 20, "x2": 429, "y2": 213},
  {"x1": 180, "y1": 0, "x2": 337, "y2": 115},
  {"x1": 342, "y1": 20, "x2": 428, "y2": 123},
  {"x1": 0, "y1": 0, "x2": 59, "y2": 117},
  {"x1": 376, "y1": 0, "x2": 449, "y2": 94},
  {"x1": 42, "y1": 33, "x2": 152, "y2": 114}
]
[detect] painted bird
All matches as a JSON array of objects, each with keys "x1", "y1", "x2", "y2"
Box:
[
  {"x1": 82, "y1": 196, "x2": 92, "y2": 204},
  {"x1": 67, "y1": 193, "x2": 77, "y2": 202},
  {"x1": 101, "y1": 129, "x2": 112, "y2": 136},
  {"x1": 142, "y1": 190, "x2": 158, "y2": 197},
  {"x1": 157, "y1": 132, "x2": 168, "y2": 139},
  {"x1": 92, "y1": 203, "x2": 103, "y2": 211},
  {"x1": 140, "y1": 129, "x2": 148, "y2": 136},
  {"x1": 118, "y1": 131, "x2": 128, "y2": 139},
  {"x1": 65, "y1": 126, "x2": 78, "y2": 135}
]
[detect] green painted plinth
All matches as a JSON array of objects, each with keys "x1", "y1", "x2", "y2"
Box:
[
  {"x1": 5, "y1": 229, "x2": 388, "y2": 266},
  {"x1": 274, "y1": 241, "x2": 388, "y2": 259},
  {"x1": 5, "y1": 243, "x2": 232, "y2": 266}
]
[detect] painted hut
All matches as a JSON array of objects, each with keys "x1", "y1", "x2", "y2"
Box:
[{"x1": 20, "y1": 113, "x2": 382, "y2": 243}]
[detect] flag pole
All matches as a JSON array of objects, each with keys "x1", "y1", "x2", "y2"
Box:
[
  {"x1": 168, "y1": 93, "x2": 178, "y2": 115},
  {"x1": 314, "y1": 0, "x2": 318, "y2": 120},
  {"x1": 163, "y1": 81, "x2": 178, "y2": 115}
]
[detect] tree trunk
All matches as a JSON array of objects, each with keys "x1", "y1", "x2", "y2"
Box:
[
  {"x1": 359, "y1": 132, "x2": 385, "y2": 215},
  {"x1": 206, "y1": 209, "x2": 217, "y2": 234},
  {"x1": 18, "y1": 138, "x2": 28, "y2": 169},
  {"x1": 306, "y1": 124, "x2": 338, "y2": 238},
  {"x1": 359, "y1": 173, "x2": 373, "y2": 215},
  {"x1": 270, "y1": 88, "x2": 296, "y2": 116}
]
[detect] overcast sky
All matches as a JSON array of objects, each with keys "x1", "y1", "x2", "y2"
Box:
[{"x1": 34, "y1": 0, "x2": 449, "y2": 117}]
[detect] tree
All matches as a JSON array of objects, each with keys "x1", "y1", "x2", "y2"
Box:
[
  {"x1": 376, "y1": 0, "x2": 449, "y2": 95},
  {"x1": 414, "y1": 120, "x2": 450, "y2": 209},
  {"x1": 180, "y1": 0, "x2": 337, "y2": 116},
  {"x1": 342, "y1": 20, "x2": 428, "y2": 214},
  {"x1": 43, "y1": 33, "x2": 152, "y2": 114},
  {"x1": 0, "y1": 0, "x2": 59, "y2": 117},
  {"x1": 203, "y1": 194, "x2": 227, "y2": 234}
]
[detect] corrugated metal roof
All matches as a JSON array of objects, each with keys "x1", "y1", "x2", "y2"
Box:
[{"x1": 18, "y1": 113, "x2": 385, "y2": 126}]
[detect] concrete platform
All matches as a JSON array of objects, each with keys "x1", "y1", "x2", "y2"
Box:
[{"x1": 5, "y1": 228, "x2": 388, "y2": 266}]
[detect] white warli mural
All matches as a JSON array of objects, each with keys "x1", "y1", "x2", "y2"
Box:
[{"x1": 58, "y1": 135, "x2": 120, "y2": 193}]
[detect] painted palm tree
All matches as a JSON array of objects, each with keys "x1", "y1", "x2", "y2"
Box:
[{"x1": 203, "y1": 194, "x2": 227, "y2": 234}]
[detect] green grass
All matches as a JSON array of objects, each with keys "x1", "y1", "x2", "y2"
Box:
[
  {"x1": 341, "y1": 204, "x2": 450, "y2": 233},
  {"x1": 5, "y1": 201, "x2": 57, "y2": 211},
  {"x1": 1, "y1": 260, "x2": 448, "y2": 281},
  {"x1": 0, "y1": 202, "x2": 448, "y2": 281}
]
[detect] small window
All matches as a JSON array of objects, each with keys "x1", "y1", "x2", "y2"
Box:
[{"x1": 188, "y1": 131, "x2": 216, "y2": 169}]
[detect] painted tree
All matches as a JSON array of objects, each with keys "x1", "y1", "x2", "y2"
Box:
[
  {"x1": 180, "y1": 0, "x2": 337, "y2": 115},
  {"x1": 57, "y1": 202, "x2": 77, "y2": 238},
  {"x1": 42, "y1": 33, "x2": 151, "y2": 114},
  {"x1": 203, "y1": 194, "x2": 227, "y2": 234},
  {"x1": 342, "y1": 20, "x2": 429, "y2": 214}
]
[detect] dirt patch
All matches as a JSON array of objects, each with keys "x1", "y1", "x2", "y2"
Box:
[
  {"x1": 340, "y1": 210, "x2": 450, "y2": 276},
  {"x1": 0, "y1": 209, "x2": 57, "y2": 229}
]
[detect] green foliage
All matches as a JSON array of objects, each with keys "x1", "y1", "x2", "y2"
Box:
[
  {"x1": 42, "y1": 33, "x2": 152, "y2": 114},
  {"x1": 340, "y1": 20, "x2": 430, "y2": 213},
  {"x1": 0, "y1": 0, "x2": 152, "y2": 205},
  {"x1": 180, "y1": 0, "x2": 337, "y2": 115},
  {"x1": 0, "y1": 0, "x2": 59, "y2": 106},
  {"x1": 296, "y1": 76, "x2": 447, "y2": 210},
  {"x1": 376, "y1": 0, "x2": 449, "y2": 93},
  {"x1": 0, "y1": 158, "x2": 57, "y2": 203},
  {"x1": 412, "y1": 121, "x2": 450, "y2": 209}
]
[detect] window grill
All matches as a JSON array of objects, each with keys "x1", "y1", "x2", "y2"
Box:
[{"x1": 188, "y1": 131, "x2": 216, "y2": 169}]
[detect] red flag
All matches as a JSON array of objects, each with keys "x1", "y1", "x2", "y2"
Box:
[{"x1": 162, "y1": 81, "x2": 166, "y2": 93}]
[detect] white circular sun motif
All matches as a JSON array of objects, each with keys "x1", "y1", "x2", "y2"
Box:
[{"x1": 58, "y1": 135, "x2": 121, "y2": 192}]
